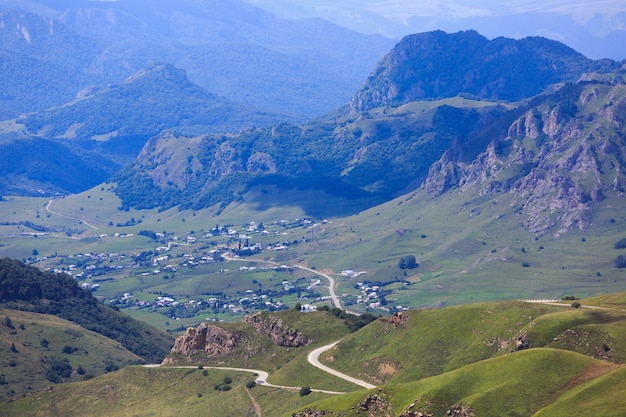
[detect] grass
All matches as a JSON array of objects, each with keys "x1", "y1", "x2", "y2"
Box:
[
  {"x1": 1, "y1": 367, "x2": 260, "y2": 417},
  {"x1": 0, "y1": 309, "x2": 141, "y2": 399},
  {"x1": 297, "y1": 349, "x2": 620, "y2": 417},
  {"x1": 532, "y1": 365, "x2": 626, "y2": 417},
  {"x1": 319, "y1": 299, "x2": 626, "y2": 386}
]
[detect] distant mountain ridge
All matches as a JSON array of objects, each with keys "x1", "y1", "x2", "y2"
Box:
[
  {"x1": 19, "y1": 63, "x2": 282, "y2": 139},
  {"x1": 0, "y1": 0, "x2": 393, "y2": 118},
  {"x1": 111, "y1": 31, "x2": 626, "y2": 238},
  {"x1": 350, "y1": 30, "x2": 620, "y2": 113}
]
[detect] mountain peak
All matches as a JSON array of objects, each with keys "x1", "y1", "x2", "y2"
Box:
[{"x1": 350, "y1": 30, "x2": 619, "y2": 113}]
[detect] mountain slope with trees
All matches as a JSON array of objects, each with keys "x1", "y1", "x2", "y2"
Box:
[{"x1": 0, "y1": 258, "x2": 174, "y2": 364}]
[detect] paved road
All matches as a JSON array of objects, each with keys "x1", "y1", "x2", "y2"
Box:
[
  {"x1": 307, "y1": 342, "x2": 376, "y2": 390},
  {"x1": 295, "y1": 265, "x2": 342, "y2": 310},
  {"x1": 143, "y1": 364, "x2": 347, "y2": 395}
]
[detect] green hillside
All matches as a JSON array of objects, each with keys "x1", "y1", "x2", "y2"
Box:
[
  {"x1": 0, "y1": 308, "x2": 142, "y2": 399},
  {"x1": 300, "y1": 349, "x2": 620, "y2": 417},
  {"x1": 162, "y1": 308, "x2": 375, "y2": 392},
  {"x1": 0, "y1": 258, "x2": 174, "y2": 365},
  {"x1": 3, "y1": 297, "x2": 626, "y2": 416}
]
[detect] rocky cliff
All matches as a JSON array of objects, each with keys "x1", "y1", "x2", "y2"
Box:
[
  {"x1": 244, "y1": 313, "x2": 312, "y2": 347},
  {"x1": 162, "y1": 313, "x2": 313, "y2": 365},
  {"x1": 423, "y1": 73, "x2": 626, "y2": 237},
  {"x1": 161, "y1": 323, "x2": 248, "y2": 365}
]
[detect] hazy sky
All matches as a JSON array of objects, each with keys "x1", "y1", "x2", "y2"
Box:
[{"x1": 244, "y1": 0, "x2": 626, "y2": 59}]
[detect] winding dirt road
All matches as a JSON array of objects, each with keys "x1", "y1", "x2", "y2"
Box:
[{"x1": 46, "y1": 199, "x2": 99, "y2": 230}]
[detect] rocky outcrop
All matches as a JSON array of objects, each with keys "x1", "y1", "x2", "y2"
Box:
[
  {"x1": 423, "y1": 80, "x2": 626, "y2": 237},
  {"x1": 446, "y1": 404, "x2": 476, "y2": 417},
  {"x1": 244, "y1": 313, "x2": 312, "y2": 347},
  {"x1": 161, "y1": 323, "x2": 247, "y2": 365},
  {"x1": 381, "y1": 312, "x2": 411, "y2": 328}
]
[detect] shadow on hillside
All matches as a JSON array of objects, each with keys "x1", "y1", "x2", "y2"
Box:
[{"x1": 244, "y1": 185, "x2": 386, "y2": 218}]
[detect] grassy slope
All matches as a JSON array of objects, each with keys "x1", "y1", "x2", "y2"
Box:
[
  {"x1": 0, "y1": 308, "x2": 141, "y2": 399},
  {"x1": 321, "y1": 299, "x2": 626, "y2": 386},
  {"x1": 303, "y1": 349, "x2": 620, "y2": 417},
  {"x1": 532, "y1": 365, "x2": 626, "y2": 417}
]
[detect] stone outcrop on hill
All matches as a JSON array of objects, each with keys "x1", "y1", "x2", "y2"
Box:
[
  {"x1": 161, "y1": 323, "x2": 247, "y2": 365},
  {"x1": 162, "y1": 313, "x2": 312, "y2": 364},
  {"x1": 244, "y1": 313, "x2": 312, "y2": 347}
]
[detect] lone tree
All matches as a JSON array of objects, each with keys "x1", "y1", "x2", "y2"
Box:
[{"x1": 398, "y1": 255, "x2": 418, "y2": 270}]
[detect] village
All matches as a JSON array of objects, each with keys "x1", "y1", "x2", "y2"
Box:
[{"x1": 23, "y1": 215, "x2": 405, "y2": 323}]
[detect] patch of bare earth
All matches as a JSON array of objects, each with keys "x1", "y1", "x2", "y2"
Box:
[{"x1": 567, "y1": 364, "x2": 622, "y2": 389}]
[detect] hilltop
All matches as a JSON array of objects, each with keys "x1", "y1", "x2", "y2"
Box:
[{"x1": 350, "y1": 30, "x2": 618, "y2": 112}]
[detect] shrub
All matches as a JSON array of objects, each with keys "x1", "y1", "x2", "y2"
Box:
[
  {"x1": 615, "y1": 255, "x2": 626, "y2": 269},
  {"x1": 246, "y1": 381, "x2": 256, "y2": 389},
  {"x1": 615, "y1": 238, "x2": 626, "y2": 249},
  {"x1": 299, "y1": 386, "x2": 312, "y2": 397},
  {"x1": 571, "y1": 302, "x2": 581, "y2": 308},
  {"x1": 62, "y1": 345, "x2": 76, "y2": 354},
  {"x1": 223, "y1": 376, "x2": 232, "y2": 384}
]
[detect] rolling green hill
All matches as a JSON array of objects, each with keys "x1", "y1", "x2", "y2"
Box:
[
  {"x1": 0, "y1": 308, "x2": 142, "y2": 399},
  {"x1": 0, "y1": 258, "x2": 174, "y2": 366},
  {"x1": 3, "y1": 296, "x2": 626, "y2": 416}
]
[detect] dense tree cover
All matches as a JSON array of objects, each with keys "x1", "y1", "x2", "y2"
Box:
[
  {"x1": 0, "y1": 258, "x2": 174, "y2": 362},
  {"x1": 398, "y1": 255, "x2": 419, "y2": 270},
  {"x1": 0, "y1": 138, "x2": 117, "y2": 196},
  {"x1": 318, "y1": 306, "x2": 378, "y2": 332}
]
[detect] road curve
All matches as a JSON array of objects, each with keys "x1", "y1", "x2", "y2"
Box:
[
  {"x1": 143, "y1": 364, "x2": 347, "y2": 395},
  {"x1": 295, "y1": 265, "x2": 342, "y2": 310},
  {"x1": 222, "y1": 256, "x2": 343, "y2": 310},
  {"x1": 307, "y1": 342, "x2": 376, "y2": 390}
]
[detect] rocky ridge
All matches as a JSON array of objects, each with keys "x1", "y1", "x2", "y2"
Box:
[
  {"x1": 244, "y1": 313, "x2": 312, "y2": 347},
  {"x1": 350, "y1": 30, "x2": 618, "y2": 113},
  {"x1": 423, "y1": 74, "x2": 626, "y2": 237}
]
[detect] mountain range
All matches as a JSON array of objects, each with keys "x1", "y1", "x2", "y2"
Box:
[
  {"x1": 3, "y1": 3, "x2": 626, "y2": 413},
  {"x1": 0, "y1": 0, "x2": 392, "y2": 118},
  {"x1": 246, "y1": 0, "x2": 626, "y2": 61}
]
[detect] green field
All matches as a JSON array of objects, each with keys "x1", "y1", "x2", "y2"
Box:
[{"x1": 3, "y1": 174, "x2": 626, "y2": 334}]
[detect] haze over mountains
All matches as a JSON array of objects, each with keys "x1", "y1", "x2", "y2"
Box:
[
  {"x1": 3, "y1": 2, "x2": 626, "y2": 414},
  {"x1": 246, "y1": 0, "x2": 626, "y2": 60},
  {"x1": 0, "y1": 0, "x2": 393, "y2": 118}
]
